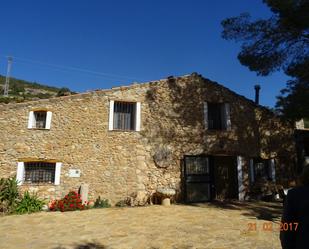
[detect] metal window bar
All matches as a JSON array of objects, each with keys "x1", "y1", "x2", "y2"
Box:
[
  {"x1": 186, "y1": 157, "x2": 209, "y2": 175},
  {"x1": 253, "y1": 159, "x2": 271, "y2": 181},
  {"x1": 34, "y1": 111, "x2": 47, "y2": 129},
  {"x1": 113, "y1": 102, "x2": 136, "y2": 130},
  {"x1": 24, "y1": 162, "x2": 56, "y2": 184}
]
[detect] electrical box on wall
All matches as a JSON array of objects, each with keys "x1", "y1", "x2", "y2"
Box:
[{"x1": 69, "y1": 169, "x2": 81, "y2": 178}]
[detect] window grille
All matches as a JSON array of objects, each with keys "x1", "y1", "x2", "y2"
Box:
[
  {"x1": 34, "y1": 111, "x2": 47, "y2": 128},
  {"x1": 24, "y1": 162, "x2": 56, "y2": 184},
  {"x1": 113, "y1": 102, "x2": 136, "y2": 130},
  {"x1": 253, "y1": 159, "x2": 272, "y2": 181},
  {"x1": 186, "y1": 157, "x2": 209, "y2": 174}
]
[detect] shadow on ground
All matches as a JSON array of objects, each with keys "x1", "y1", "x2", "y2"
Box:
[
  {"x1": 53, "y1": 243, "x2": 192, "y2": 249},
  {"x1": 54, "y1": 242, "x2": 106, "y2": 249},
  {"x1": 188, "y1": 200, "x2": 283, "y2": 221}
]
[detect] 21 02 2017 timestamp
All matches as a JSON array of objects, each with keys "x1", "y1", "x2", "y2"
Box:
[{"x1": 247, "y1": 222, "x2": 299, "y2": 232}]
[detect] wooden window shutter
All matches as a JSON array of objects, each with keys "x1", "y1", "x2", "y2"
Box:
[
  {"x1": 16, "y1": 162, "x2": 25, "y2": 186},
  {"x1": 249, "y1": 159, "x2": 255, "y2": 184},
  {"x1": 237, "y1": 156, "x2": 245, "y2": 201},
  {"x1": 54, "y1": 162, "x2": 62, "y2": 185},
  {"x1": 27, "y1": 111, "x2": 34, "y2": 129},
  {"x1": 108, "y1": 100, "x2": 114, "y2": 131},
  {"x1": 45, "y1": 111, "x2": 53, "y2": 129},
  {"x1": 135, "y1": 102, "x2": 141, "y2": 131},
  {"x1": 224, "y1": 103, "x2": 231, "y2": 130},
  {"x1": 269, "y1": 159, "x2": 276, "y2": 182},
  {"x1": 203, "y1": 102, "x2": 208, "y2": 130}
]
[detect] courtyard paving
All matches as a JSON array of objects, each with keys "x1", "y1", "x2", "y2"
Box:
[{"x1": 0, "y1": 201, "x2": 283, "y2": 249}]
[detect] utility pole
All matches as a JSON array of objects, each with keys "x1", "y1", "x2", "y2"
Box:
[{"x1": 3, "y1": 56, "x2": 13, "y2": 97}]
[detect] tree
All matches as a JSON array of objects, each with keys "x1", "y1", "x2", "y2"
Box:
[
  {"x1": 276, "y1": 59, "x2": 309, "y2": 120},
  {"x1": 276, "y1": 80, "x2": 309, "y2": 120},
  {"x1": 221, "y1": 0, "x2": 309, "y2": 120},
  {"x1": 57, "y1": 87, "x2": 71, "y2": 97}
]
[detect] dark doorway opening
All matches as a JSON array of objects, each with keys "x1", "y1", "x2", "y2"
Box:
[
  {"x1": 213, "y1": 156, "x2": 238, "y2": 200},
  {"x1": 183, "y1": 155, "x2": 239, "y2": 202}
]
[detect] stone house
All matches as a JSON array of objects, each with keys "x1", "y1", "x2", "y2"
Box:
[{"x1": 0, "y1": 73, "x2": 296, "y2": 204}]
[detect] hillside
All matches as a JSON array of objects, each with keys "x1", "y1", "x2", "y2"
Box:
[{"x1": 0, "y1": 75, "x2": 74, "y2": 103}]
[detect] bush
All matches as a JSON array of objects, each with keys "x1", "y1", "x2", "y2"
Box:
[
  {"x1": 49, "y1": 191, "x2": 89, "y2": 212},
  {"x1": 115, "y1": 199, "x2": 128, "y2": 207},
  {"x1": 0, "y1": 177, "x2": 20, "y2": 214},
  {"x1": 93, "y1": 196, "x2": 111, "y2": 208},
  {"x1": 57, "y1": 87, "x2": 71, "y2": 96},
  {"x1": 14, "y1": 191, "x2": 45, "y2": 214}
]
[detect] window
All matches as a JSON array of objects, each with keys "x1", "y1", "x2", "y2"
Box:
[
  {"x1": 254, "y1": 160, "x2": 270, "y2": 180},
  {"x1": 28, "y1": 110, "x2": 52, "y2": 129},
  {"x1": 249, "y1": 158, "x2": 275, "y2": 183},
  {"x1": 34, "y1": 111, "x2": 47, "y2": 128},
  {"x1": 204, "y1": 102, "x2": 231, "y2": 130},
  {"x1": 24, "y1": 162, "x2": 55, "y2": 184},
  {"x1": 185, "y1": 156, "x2": 209, "y2": 175},
  {"x1": 114, "y1": 102, "x2": 135, "y2": 130},
  {"x1": 108, "y1": 100, "x2": 141, "y2": 131},
  {"x1": 16, "y1": 161, "x2": 62, "y2": 185}
]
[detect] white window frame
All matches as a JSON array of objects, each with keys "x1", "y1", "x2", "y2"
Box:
[
  {"x1": 27, "y1": 110, "x2": 52, "y2": 130},
  {"x1": 108, "y1": 100, "x2": 141, "y2": 131},
  {"x1": 16, "y1": 161, "x2": 61, "y2": 185}
]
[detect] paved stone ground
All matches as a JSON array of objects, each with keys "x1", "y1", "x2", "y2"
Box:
[{"x1": 0, "y1": 201, "x2": 283, "y2": 249}]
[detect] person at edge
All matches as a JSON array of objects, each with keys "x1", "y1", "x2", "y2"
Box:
[{"x1": 280, "y1": 164, "x2": 309, "y2": 249}]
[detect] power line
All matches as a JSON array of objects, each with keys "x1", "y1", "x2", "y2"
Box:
[
  {"x1": 13, "y1": 60, "x2": 133, "y2": 83},
  {"x1": 0, "y1": 54, "x2": 142, "y2": 82}
]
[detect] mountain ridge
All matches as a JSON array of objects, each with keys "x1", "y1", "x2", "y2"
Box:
[{"x1": 0, "y1": 75, "x2": 74, "y2": 103}]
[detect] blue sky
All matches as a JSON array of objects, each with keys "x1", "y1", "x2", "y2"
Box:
[{"x1": 0, "y1": 0, "x2": 289, "y2": 107}]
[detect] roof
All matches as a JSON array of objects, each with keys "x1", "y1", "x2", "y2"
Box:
[{"x1": 0, "y1": 72, "x2": 277, "y2": 117}]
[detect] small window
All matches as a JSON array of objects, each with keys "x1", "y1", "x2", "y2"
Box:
[
  {"x1": 28, "y1": 110, "x2": 52, "y2": 129},
  {"x1": 207, "y1": 103, "x2": 230, "y2": 130},
  {"x1": 253, "y1": 158, "x2": 272, "y2": 181},
  {"x1": 34, "y1": 111, "x2": 47, "y2": 128},
  {"x1": 113, "y1": 102, "x2": 136, "y2": 130},
  {"x1": 24, "y1": 162, "x2": 56, "y2": 184},
  {"x1": 109, "y1": 101, "x2": 141, "y2": 131}
]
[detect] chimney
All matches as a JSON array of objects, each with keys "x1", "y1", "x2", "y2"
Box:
[{"x1": 254, "y1": 84, "x2": 261, "y2": 105}]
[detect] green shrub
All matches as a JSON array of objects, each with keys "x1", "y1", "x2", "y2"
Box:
[
  {"x1": 115, "y1": 200, "x2": 128, "y2": 207},
  {"x1": 93, "y1": 196, "x2": 111, "y2": 208},
  {"x1": 14, "y1": 191, "x2": 45, "y2": 214},
  {"x1": 0, "y1": 177, "x2": 20, "y2": 213},
  {"x1": 57, "y1": 87, "x2": 71, "y2": 96}
]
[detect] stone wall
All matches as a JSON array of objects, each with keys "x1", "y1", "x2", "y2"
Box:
[{"x1": 0, "y1": 73, "x2": 296, "y2": 204}]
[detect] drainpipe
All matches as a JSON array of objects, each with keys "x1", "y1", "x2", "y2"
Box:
[{"x1": 254, "y1": 85, "x2": 261, "y2": 105}]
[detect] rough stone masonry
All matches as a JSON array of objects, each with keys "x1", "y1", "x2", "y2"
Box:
[{"x1": 0, "y1": 73, "x2": 296, "y2": 204}]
